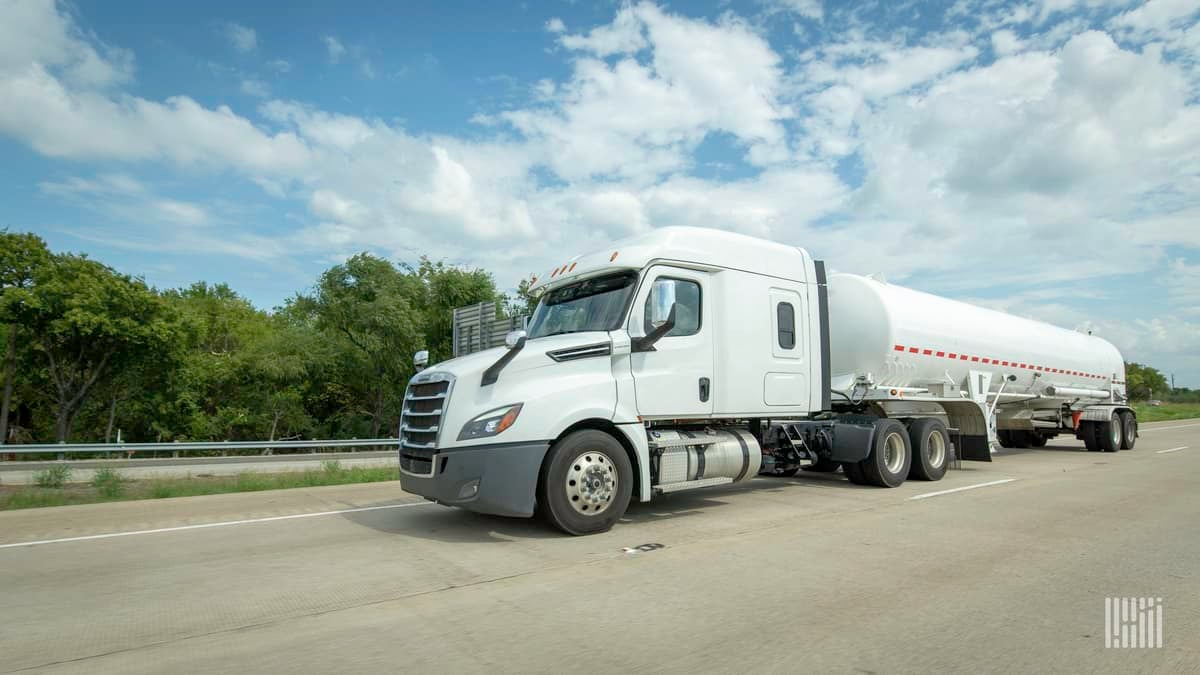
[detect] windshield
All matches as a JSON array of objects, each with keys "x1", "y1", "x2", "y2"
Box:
[{"x1": 527, "y1": 272, "x2": 637, "y2": 339}]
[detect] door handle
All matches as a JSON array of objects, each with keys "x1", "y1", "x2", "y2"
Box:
[{"x1": 699, "y1": 377, "x2": 710, "y2": 403}]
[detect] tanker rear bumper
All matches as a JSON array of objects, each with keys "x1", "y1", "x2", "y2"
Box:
[{"x1": 399, "y1": 441, "x2": 551, "y2": 518}]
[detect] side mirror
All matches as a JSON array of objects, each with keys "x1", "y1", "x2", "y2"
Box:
[
  {"x1": 504, "y1": 330, "x2": 527, "y2": 349},
  {"x1": 632, "y1": 303, "x2": 676, "y2": 352},
  {"x1": 413, "y1": 350, "x2": 429, "y2": 372}
]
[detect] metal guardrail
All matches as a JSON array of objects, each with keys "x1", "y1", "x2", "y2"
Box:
[{"x1": 0, "y1": 438, "x2": 399, "y2": 456}]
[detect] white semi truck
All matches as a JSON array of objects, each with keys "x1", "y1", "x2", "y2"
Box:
[{"x1": 399, "y1": 228, "x2": 1137, "y2": 534}]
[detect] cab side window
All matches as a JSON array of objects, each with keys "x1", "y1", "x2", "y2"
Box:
[
  {"x1": 777, "y1": 302, "x2": 795, "y2": 349},
  {"x1": 644, "y1": 278, "x2": 701, "y2": 337}
]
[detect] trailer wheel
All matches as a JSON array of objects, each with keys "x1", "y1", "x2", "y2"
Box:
[
  {"x1": 1097, "y1": 414, "x2": 1121, "y2": 453},
  {"x1": 997, "y1": 430, "x2": 1015, "y2": 448},
  {"x1": 1081, "y1": 422, "x2": 1100, "y2": 452},
  {"x1": 861, "y1": 419, "x2": 911, "y2": 488},
  {"x1": 907, "y1": 418, "x2": 949, "y2": 481},
  {"x1": 538, "y1": 430, "x2": 633, "y2": 535},
  {"x1": 1028, "y1": 432, "x2": 1047, "y2": 448},
  {"x1": 802, "y1": 459, "x2": 841, "y2": 473},
  {"x1": 842, "y1": 461, "x2": 867, "y2": 485},
  {"x1": 1119, "y1": 412, "x2": 1137, "y2": 450}
]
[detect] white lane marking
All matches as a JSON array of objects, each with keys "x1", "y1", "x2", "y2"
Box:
[
  {"x1": 1155, "y1": 446, "x2": 1188, "y2": 454},
  {"x1": 908, "y1": 478, "x2": 1017, "y2": 501},
  {"x1": 0, "y1": 501, "x2": 432, "y2": 550},
  {"x1": 1140, "y1": 423, "x2": 1200, "y2": 432}
]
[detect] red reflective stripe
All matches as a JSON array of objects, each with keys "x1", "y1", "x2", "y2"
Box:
[
  {"x1": 894, "y1": 345, "x2": 905, "y2": 352},
  {"x1": 936, "y1": 351, "x2": 945, "y2": 357},
  {"x1": 1002, "y1": 361, "x2": 1009, "y2": 366},
  {"x1": 960, "y1": 355, "x2": 968, "y2": 360},
  {"x1": 923, "y1": 349, "x2": 933, "y2": 355},
  {"x1": 948, "y1": 353, "x2": 957, "y2": 358},
  {"x1": 909, "y1": 347, "x2": 919, "y2": 353}
]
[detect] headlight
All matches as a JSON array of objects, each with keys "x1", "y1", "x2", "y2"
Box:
[{"x1": 458, "y1": 403, "x2": 523, "y2": 441}]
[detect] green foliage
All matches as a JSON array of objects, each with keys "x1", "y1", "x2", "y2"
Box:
[
  {"x1": 34, "y1": 465, "x2": 72, "y2": 488},
  {"x1": 90, "y1": 467, "x2": 125, "y2": 498},
  {"x1": 1132, "y1": 402, "x2": 1200, "y2": 423},
  {"x1": 1125, "y1": 362, "x2": 1169, "y2": 401},
  {"x1": 1, "y1": 466, "x2": 398, "y2": 510},
  {"x1": 321, "y1": 459, "x2": 342, "y2": 474}
]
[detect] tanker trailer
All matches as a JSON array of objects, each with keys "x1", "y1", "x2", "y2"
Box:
[
  {"x1": 826, "y1": 273, "x2": 1133, "y2": 453},
  {"x1": 399, "y1": 226, "x2": 1138, "y2": 534}
]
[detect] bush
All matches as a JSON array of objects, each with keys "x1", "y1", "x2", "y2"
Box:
[
  {"x1": 91, "y1": 467, "x2": 125, "y2": 499},
  {"x1": 321, "y1": 460, "x2": 343, "y2": 474},
  {"x1": 34, "y1": 465, "x2": 72, "y2": 489}
]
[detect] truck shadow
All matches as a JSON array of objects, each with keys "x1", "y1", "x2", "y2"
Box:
[{"x1": 342, "y1": 473, "x2": 881, "y2": 543}]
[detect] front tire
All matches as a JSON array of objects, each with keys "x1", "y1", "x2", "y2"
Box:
[
  {"x1": 539, "y1": 430, "x2": 633, "y2": 535},
  {"x1": 861, "y1": 419, "x2": 911, "y2": 488},
  {"x1": 1119, "y1": 411, "x2": 1137, "y2": 450},
  {"x1": 907, "y1": 418, "x2": 949, "y2": 481}
]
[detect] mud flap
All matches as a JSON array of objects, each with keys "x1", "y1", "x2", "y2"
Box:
[{"x1": 955, "y1": 434, "x2": 992, "y2": 462}]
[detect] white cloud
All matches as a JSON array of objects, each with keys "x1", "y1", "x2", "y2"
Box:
[
  {"x1": 323, "y1": 35, "x2": 346, "y2": 63},
  {"x1": 240, "y1": 78, "x2": 269, "y2": 97},
  {"x1": 5, "y1": 1, "x2": 1200, "y2": 380},
  {"x1": 221, "y1": 22, "x2": 257, "y2": 53},
  {"x1": 762, "y1": 0, "x2": 823, "y2": 21},
  {"x1": 39, "y1": 173, "x2": 210, "y2": 226},
  {"x1": 991, "y1": 29, "x2": 1024, "y2": 54},
  {"x1": 545, "y1": 17, "x2": 566, "y2": 34}
]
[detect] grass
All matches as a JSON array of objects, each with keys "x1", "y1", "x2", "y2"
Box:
[
  {"x1": 0, "y1": 462, "x2": 398, "y2": 511},
  {"x1": 34, "y1": 465, "x2": 72, "y2": 488},
  {"x1": 1132, "y1": 402, "x2": 1200, "y2": 423}
]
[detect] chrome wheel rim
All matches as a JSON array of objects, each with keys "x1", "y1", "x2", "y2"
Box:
[
  {"x1": 565, "y1": 451, "x2": 616, "y2": 515},
  {"x1": 1125, "y1": 419, "x2": 1136, "y2": 444},
  {"x1": 927, "y1": 430, "x2": 946, "y2": 468},
  {"x1": 1110, "y1": 418, "x2": 1121, "y2": 446},
  {"x1": 884, "y1": 432, "x2": 906, "y2": 474}
]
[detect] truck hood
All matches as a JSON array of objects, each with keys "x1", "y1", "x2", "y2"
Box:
[{"x1": 421, "y1": 331, "x2": 614, "y2": 388}]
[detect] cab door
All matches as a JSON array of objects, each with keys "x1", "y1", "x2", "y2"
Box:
[{"x1": 628, "y1": 266, "x2": 714, "y2": 418}]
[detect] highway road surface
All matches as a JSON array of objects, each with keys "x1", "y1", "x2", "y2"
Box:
[{"x1": 1, "y1": 421, "x2": 1198, "y2": 673}]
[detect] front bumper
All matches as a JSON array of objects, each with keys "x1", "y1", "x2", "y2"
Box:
[{"x1": 399, "y1": 441, "x2": 551, "y2": 518}]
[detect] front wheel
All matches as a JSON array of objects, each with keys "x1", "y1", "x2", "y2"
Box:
[{"x1": 539, "y1": 430, "x2": 633, "y2": 535}]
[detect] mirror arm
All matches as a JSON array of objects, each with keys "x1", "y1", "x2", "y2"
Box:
[{"x1": 632, "y1": 304, "x2": 677, "y2": 353}]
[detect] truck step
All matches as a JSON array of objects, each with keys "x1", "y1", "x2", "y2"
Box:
[
  {"x1": 648, "y1": 436, "x2": 722, "y2": 450},
  {"x1": 654, "y1": 477, "x2": 734, "y2": 494}
]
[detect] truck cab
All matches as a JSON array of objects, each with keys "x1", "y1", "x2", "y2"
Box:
[{"x1": 398, "y1": 227, "x2": 831, "y2": 533}]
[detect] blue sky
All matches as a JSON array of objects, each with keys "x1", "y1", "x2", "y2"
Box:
[{"x1": 1, "y1": 0, "x2": 1199, "y2": 385}]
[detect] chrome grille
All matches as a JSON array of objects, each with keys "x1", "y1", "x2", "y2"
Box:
[{"x1": 400, "y1": 373, "x2": 453, "y2": 476}]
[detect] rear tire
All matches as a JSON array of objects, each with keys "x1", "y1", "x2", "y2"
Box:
[
  {"x1": 1097, "y1": 414, "x2": 1121, "y2": 453},
  {"x1": 538, "y1": 430, "x2": 633, "y2": 535},
  {"x1": 802, "y1": 459, "x2": 841, "y2": 473},
  {"x1": 861, "y1": 419, "x2": 911, "y2": 488},
  {"x1": 1029, "y1": 433, "x2": 1047, "y2": 448},
  {"x1": 907, "y1": 418, "x2": 949, "y2": 481},
  {"x1": 1119, "y1": 412, "x2": 1137, "y2": 450},
  {"x1": 1082, "y1": 422, "x2": 1100, "y2": 452}
]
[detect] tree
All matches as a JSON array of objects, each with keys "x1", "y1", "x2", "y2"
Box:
[
  {"x1": 305, "y1": 253, "x2": 424, "y2": 437},
  {"x1": 0, "y1": 231, "x2": 52, "y2": 444},
  {"x1": 1125, "y1": 362, "x2": 1168, "y2": 401},
  {"x1": 411, "y1": 257, "x2": 500, "y2": 363},
  {"x1": 25, "y1": 255, "x2": 175, "y2": 441},
  {"x1": 504, "y1": 277, "x2": 540, "y2": 320}
]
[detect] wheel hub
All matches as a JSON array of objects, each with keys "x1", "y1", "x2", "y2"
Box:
[{"x1": 565, "y1": 452, "x2": 617, "y2": 515}]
